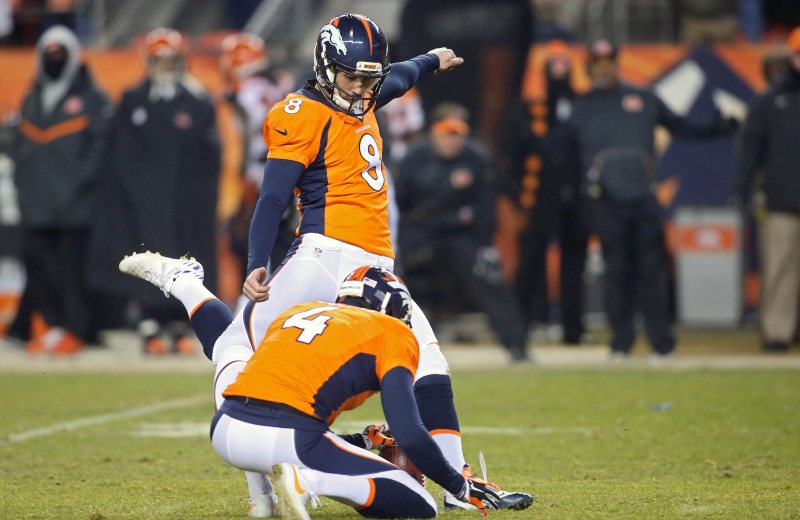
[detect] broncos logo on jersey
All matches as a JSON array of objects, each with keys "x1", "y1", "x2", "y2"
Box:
[{"x1": 319, "y1": 24, "x2": 347, "y2": 56}]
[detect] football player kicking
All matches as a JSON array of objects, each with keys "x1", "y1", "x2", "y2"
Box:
[
  {"x1": 212, "y1": 266, "x2": 500, "y2": 519},
  {"x1": 120, "y1": 12, "x2": 532, "y2": 516}
]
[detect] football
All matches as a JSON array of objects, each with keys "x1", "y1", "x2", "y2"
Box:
[{"x1": 379, "y1": 444, "x2": 425, "y2": 485}]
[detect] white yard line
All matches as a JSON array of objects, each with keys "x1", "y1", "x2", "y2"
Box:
[{"x1": 5, "y1": 394, "x2": 208, "y2": 444}]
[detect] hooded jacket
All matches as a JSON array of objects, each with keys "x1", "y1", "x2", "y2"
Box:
[{"x1": 14, "y1": 25, "x2": 113, "y2": 228}]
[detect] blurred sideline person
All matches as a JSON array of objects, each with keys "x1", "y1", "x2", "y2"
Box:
[
  {"x1": 87, "y1": 27, "x2": 220, "y2": 356},
  {"x1": 761, "y1": 49, "x2": 789, "y2": 88},
  {"x1": 12, "y1": 24, "x2": 112, "y2": 354},
  {"x1": 379, "y1": 87, "x2": 426, "y2": 167},
  {"x1": 211, "y1": 266, "x2": 502, "y2": 519},
  {"x1": 377, "y1": 87, "x2": 426, "y2": 256},
  {"x1": 395, "y1": 103, "x2": 530, "y2": 362},
  {"x1": 505, "y1": 40, "x2": 588, "y2": 345},
  {"x1": 398, "y1": 0, "x2": 533, "y2": 160},
  {"x1": 119, "y1": 13, "x2": 532, "y2": 516},
  {"x1": 569, "y1": 39, "x2": 738, "y2": 361},
  {"x1": 217, "y1": 32, "x2": 297, "y2": 309},
  {"x1": 733, "y1": 27, "x2": 800, "y2": 353}
]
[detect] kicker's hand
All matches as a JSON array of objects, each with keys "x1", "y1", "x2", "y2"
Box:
[
  {"x1": 428, "y1": 47, "x2": 464, "y2": 74},
  {"x1": 362, "y1": 424, "x2": 396, "y2": 450},
  {"x1": 457, "y1": 476, "x2": 502, "y2": 516},
  {"x1": 243, "y1": 267, "x2": 270, "y2": 302}
]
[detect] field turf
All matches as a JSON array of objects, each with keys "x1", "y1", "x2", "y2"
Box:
[{"x1": 1, "y1": 366, "x2": 798, "y2": 519}]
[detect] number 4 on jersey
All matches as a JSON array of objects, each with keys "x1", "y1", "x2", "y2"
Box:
[{"x1": 282, "y1": 305, "x2": 338, "y2": 343}]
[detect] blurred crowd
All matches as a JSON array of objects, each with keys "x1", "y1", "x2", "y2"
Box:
[{"x1": 1, "y1": 0, "x2": 799, "y2": 360}]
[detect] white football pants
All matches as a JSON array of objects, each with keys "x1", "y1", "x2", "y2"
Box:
[
  {"x1": 211, "y1": 407, "x2": 436, "y2": 516},
  {"x1": 211, "y1": 233, "x2": 449, "y2": 382}
]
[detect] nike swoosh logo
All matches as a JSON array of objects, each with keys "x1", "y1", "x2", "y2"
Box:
[
  {"x1": 292, "y1": 465, "x2": 306, "y2": 494},
  {"x1": 275, "y1": 128, "x2": 288, "y2": 136}
]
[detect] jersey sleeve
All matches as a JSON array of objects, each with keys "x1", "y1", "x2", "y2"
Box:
[
  {"x1": 375, "y1": 319, "x2": 419, "y2": 382},
  {"x1": 377, "y1": 54, "x2": 440, "y2": 109},
  {"x1": 263, "y1": 96, "x2": 325, "y2": 167}
]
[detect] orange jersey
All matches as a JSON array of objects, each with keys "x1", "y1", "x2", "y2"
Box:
[
  {"x1": 223, "y1": 301, "x2": 419, "y2": 426},
  {"x1": 263, "y1": 87, "x2": 393, "y2": 258}
]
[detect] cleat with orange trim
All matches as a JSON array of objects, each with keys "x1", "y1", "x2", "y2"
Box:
[
  {"x1": 144, "y1": 336, "x2": 169, "y2": 356},
  {"x1": 174, "y1": 335, "x2": 197, "y2": 355},
  {"x1": 248, "y1": 492, "x2": 279, "y2": 518},
  {"x1": 271, "y1": 463, "x2": 318, "y2": 520},
  {"x1": 31, "y1": 312, "x2": 49, "y2": 339},
  {"x1": 469, "y1": 456, "x2": 534, "y2": 511},
  {"x1": 119, "y1": 252, "x2": 204, "y2": 297},
  {"x1": 25, "y1": 337, "x2": 46, "y2": 355},
  {"x1": 49, "y1": 331, "x2": 84, "y2": 355},
  {"x1": 444, "y1": 458, "x2": 534, "y2": 511},
  {"x1": 26, "y1": 327, "x2": 83, "y2": 356},
  {"x1": 25, "y1": 322, "x2": 54, "y2": 355}
]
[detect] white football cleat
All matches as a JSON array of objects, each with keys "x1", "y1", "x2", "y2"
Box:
[
  {"x1": 271, "y1": 463, "x2": 320, "y2": 520},
  {"x1": 441, "y1": 490, "x2": 479, "y2": 510},
  {"x1": 444, "y1": 455, "x2": 534, "y2": 511},
  {"x1": 248, "y1": 492, "x2": 279, "y2": 518},
  {"x1": 119, "y1": 252, "x2": 204, "y2": 297}
]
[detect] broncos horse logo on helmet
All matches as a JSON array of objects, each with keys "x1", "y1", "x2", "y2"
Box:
[
  {"x1": 337, "y1": 266, "x2": 412, "y2": 326},
  {"x1": 319, "y1": 24, "x2": 348, "y2": 56},
  {"x1": 313, "y1": 13, "x2": 391, "y2": 116}
]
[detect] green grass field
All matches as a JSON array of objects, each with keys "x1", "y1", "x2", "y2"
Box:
[{"x1": 1, "y1": 367, "x2": 799, "y2": 519}]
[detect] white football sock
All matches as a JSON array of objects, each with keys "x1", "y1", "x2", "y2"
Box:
[
  {"x1": 246, "y1": 471, "x2": 275, "y2": 502},
  {"x1": 432, "y1": 432, "x2": 467, "y2": 474},
  {"x1": 170, "y1": 275, "x2": 216, "y2": 316}
]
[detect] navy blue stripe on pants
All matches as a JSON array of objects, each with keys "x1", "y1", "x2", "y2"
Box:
[{"x1": 293, "y1": 430, "x2": 436, "y2": 519}]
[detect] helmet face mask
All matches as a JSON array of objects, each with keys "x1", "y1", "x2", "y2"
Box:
[
  {"x1": 337, "y1": 266, "x2": 412, "y2": 326},
  {"x1": 144, "y1": 28, "x2": 186, "y2": 86},
  {"x1": 313, "y1": 14, "x2": 391, "y2": 116}
]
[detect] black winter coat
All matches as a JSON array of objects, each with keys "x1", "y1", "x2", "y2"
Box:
[
  {"x1": 395, "y1": 139, "x2": 497, "y2": 248},
  {"x1": 14, "y1": 66, "x2": 113, "y2": 228},
  {"x1": 504, "y1": 98, "x2": 582, "y2": 234},
  {"x1": 87, "y1": 79, "x2": 221, "y2": 299},
  {"x1": 569, "y1": 83, "x2": 731, "y2": 205}
]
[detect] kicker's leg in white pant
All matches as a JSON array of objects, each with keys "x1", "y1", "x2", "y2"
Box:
[{"x1": 410, "y1": 299, "x2": 467, "y2": 474}]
